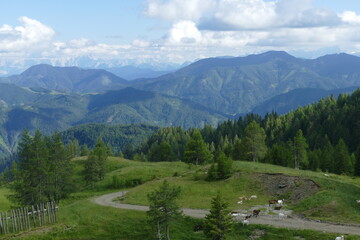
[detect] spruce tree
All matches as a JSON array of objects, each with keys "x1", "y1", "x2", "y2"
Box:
[
  {"x1": 333, "y1": 139, "x2": 351, "y2": 175},
  {"x1": 216, "y1": 152, "x2": 233, "y2": 180},
  {"x1": 240, "y1": 121, "x2": 267, "y2": 162},
  {"x1": 203, "y1": 193, "x2": 233, "y2": 240},
  {"x1": 48, "y1": 132, "x2": 74, "y2": 201},
  {"x1": 147, "y1": 180, "x2": 181, "y2": 240},
  {"x1": 184, "y1": 129, "x2": 212, "y2": 165},
  {"x1": 293, "y1": 129, "x2": 308, "y2": 169},
  {"x1": 84, "y1": 138, "x2": 108, "y2": 187}
]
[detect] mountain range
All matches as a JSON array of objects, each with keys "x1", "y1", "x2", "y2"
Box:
[
  {"x1": 0, "y1": 84, "x2": 228, "y2": 158},
  {"x1": 133, "y1": 51, "x2": 360, "y2": 114},
  {"x1": 1, "y1": 50, "x2": 360, "y2": 158}
]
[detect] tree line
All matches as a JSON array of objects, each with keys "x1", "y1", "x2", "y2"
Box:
[
  {"x1": 0, "y1": 129, "x2": 111, "y2": 205},
  {"x1": 132, "y1": 90, "x2": 360, "y2": 176}
]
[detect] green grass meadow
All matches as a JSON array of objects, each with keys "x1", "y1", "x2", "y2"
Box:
[{"x1": 1, "y1": 157, "x2": 360, "y2": 239}]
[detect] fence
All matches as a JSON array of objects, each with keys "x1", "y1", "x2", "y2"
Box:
[{"x1": 0, "y1": 201, "x2": 57, "y2": 235}]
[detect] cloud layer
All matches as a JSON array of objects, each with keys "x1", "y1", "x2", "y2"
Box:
[{"x1": 2, "y1": 0, "x2": 360, "y2": 70}]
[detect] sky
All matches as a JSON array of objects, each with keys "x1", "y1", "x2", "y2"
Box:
[{"x1": 1, "y1": 0, "x2": 360, "y2": 70}]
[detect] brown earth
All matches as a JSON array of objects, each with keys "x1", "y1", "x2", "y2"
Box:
[{"x1": 256, "y1": 173, "x2": 320, "y2": 204}]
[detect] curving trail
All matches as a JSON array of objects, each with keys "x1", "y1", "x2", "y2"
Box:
[{"x1": 92, "y1": 191, "x2": 360, "y2": 236}]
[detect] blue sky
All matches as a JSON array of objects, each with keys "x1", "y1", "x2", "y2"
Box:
[{"x1": 1, "y1": 0, "x2": 360, "y2": 71}]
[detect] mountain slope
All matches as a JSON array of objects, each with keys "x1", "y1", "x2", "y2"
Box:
[
  {"x1": 252, "y1": 86, "x2": 359, "y2": 115},
  {"x1": 0, "y1": 86, "x2": 228, "y2": 159},
  {"x1": 81, "y1": 88, "x2": 228, "y2": 129},
  {"x1": 0, "y1": 64, "x2": 129, "y2": 93},
  {"x1": 132, "y1": 51, "x2": 360, "y2": 114}
]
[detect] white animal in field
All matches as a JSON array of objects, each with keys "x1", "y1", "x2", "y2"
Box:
[
  {"x1": 356, "y1": 200, "x2": 360, "y2": 204},
  {"x1": 278, "y1": 213, "x2": 287, "y2": 219},
  {"x1": 277, "y1": 199, "x2": 283, "y2": 205},
  {"x1": 238, "y1": 196, "x2": 247, "y2": 201},
  {"x1": 324, "y1": 173, "x2": 330, "y2": 177},
  {"x1": 335, "y1": 236, "x2": 344, "y2": 240},
  {"x1": 242, "y1": 219, "x2": 249, "y2": 226},
  {"x1": 250, "y1": 195, "x2": 257, "y2": 199},
  {"x1": 230, "y1": 212, "x2": 241, "y2": 217},
  {"x1": 237, "y1": 200, "x2": 243, "y2": 205}
]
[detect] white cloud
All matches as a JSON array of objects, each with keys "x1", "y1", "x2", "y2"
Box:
[
  {"x1": 132, "y1": 39, "x2": 151, "y2": 48},
  {"x1": 339, "y1": 11, "x2": 360, "y2": 25},
  {"x1": 145, "y1": 0, "x2": 216, "y2": 21},
  {"x1": 0, "y1": 16, "x2": 55, "y2": 54},
  {"x1": 167, "y1": 21, "x2": 202, "y2": 44}
]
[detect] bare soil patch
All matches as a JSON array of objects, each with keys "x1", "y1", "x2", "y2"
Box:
[{"x1": 256, "y1": 173, "x2": 320, "y2": 204}]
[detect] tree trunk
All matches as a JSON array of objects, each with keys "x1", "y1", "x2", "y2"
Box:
[
  {"x1": 157, "y1": 221, "x2": 162, "y2": 240},
  {"x1": 166, "y1": 224, "x2": 170, "y2": 240}
]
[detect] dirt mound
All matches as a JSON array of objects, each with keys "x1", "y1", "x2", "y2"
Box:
[{"x1": 256, "y1": 173, "x2": 320, "y2": 204}]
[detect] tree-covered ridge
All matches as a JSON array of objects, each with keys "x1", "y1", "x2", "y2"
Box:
[
  {"x1": 0, "y1": 84, "x2": 228, "y2": 161},
  {"x1": 134, "y1": 51, "x2": 360, "y2": 114},
  {"x1": 134, "y1": 89, "x2": 360, "y2": 176},
  {"x1": 60, "y1": 123, "x2": 158, "y2": 155}
]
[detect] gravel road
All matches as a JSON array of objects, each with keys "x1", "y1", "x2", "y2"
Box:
[{"x1": 92, "y1": 191, "x2": 360, "y2": 236}]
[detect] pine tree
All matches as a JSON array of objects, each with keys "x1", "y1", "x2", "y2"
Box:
[
  {"x1": 241, "y1": 121, "x2": 267, "y2": 162},
  {"x1": 293, "y1": 129, "x2": 308, "y2": 169},
  {"x1": 320, "y1": 136, "x2": 334, "y2": 172},
  {"x1": 48, "y1": 132, "x2": 74, "y2": 201},
  {"x1": 11, "y1": 130, "x2": 49, "y2": 205},
  {"x1": 84, "y1": 138, "x2": 108, "y2": 187},
  {"x1": 80, "y1": 144, "x2": 90, "y2": 156},
  {"x1": 184, "y1": 129, "x2": 212, "y2": 165},
  {"x1": 333, "y1": 139, "x2": 351, "y2": 175},
  {"x1": 147, "y1": 180, "x2": 181, "y2": 240},
  {"x1": 232, "y1": 137, "x2": 242, "y2": 160},
  {"x1": 203, "y1": 193, "x2": 233, "y2": 240},
  {"x1": 216, "y1": 152, "x2": 233, "y2": 180}
]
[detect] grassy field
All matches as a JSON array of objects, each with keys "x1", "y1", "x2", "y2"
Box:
[
  {"x1": 0, "y1": 187, "x2": 12, "y2": 212},
  {"x1": 1, "y1": 157, "x2": 360, "y2": 239},
  {"x1": 2, "y1": 200, "x2": 357, "y2": 240},
  {"x1": 122, "y1": 160, "x2": 360, "y2": 223}
]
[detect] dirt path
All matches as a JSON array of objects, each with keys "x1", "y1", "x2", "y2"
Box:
[{"x1": 92, "y1": 191, "x2": 360, "y2": 236}]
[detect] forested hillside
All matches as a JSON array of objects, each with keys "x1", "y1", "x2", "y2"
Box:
[
  {"x1": 133, "y1": 89, "x2": 360, "y2": 176},
  {"x1": 60, "y1": 123, "x2": 158, "y2": 155},
  {"x1": 134, "y1": 51, "x2": 360, "y2": 114},
  {"x1": 0, "y1": 85, "x2": 227, "y2": 161}
]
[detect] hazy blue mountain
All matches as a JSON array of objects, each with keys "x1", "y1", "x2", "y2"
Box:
[
  {"x1": 81, "y1": 87, "x2": 228, "y2": 129},
  {"x1": 252, "y1": 86, "x2": 359, "y2": 115},
  {"x1": 0, "y1": 86, "x2": 227, "y2": 158},
  {"x1": 132, "y1": 51, "x2": 360, "y2": 114},
  {"x1": 0, "y1": 64, "x2": 129, "y2": 93},
  {"x1": 104, "y1": 66, "x2": 172, "y2": 80}
]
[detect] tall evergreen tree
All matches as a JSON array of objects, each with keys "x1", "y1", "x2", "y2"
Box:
[
  {"x1": 203, "y1": 193, "x2": 233, "y2": 240},
  {"x1": 320, "y1": 136, "x2": 334, "y2": 172},
  {"x1": 147, "y1": 180, "x2": 181, "y2": 240},
  {"x1": 84, "y1": 138, "x2": 108, "y2": 187},
  {"x1": 293, "y1": 129, "x2": 308, "y2": 169},
  {"x1": 48, "y1": 132, "x2": 74, "y2": 201},
  {"x1": 148, "y1": 141, "x2": 175, "y2": 162},
  {"x1": 333, "y1": 139, "x2": 351, "y2": 175},
  {"x1": 184, "y1": 129, "x2": 212, "y2": 165},
  {"x1": 216, "y1": 152, "x2": 233, "y2": 180},
  {"x1": 240, "y1": 121, "x2": 267, "y2": 162}
]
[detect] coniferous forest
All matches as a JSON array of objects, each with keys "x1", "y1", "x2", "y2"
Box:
[{"x1": 133, "y1": 90, "x2": 360, "y2": 176}]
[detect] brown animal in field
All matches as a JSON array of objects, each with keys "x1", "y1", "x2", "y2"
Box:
[
  {"x1": 268, "y1": 199, "x2": 277, "y2": 206},
  {"x1": 274, "y1": 206, "x2": 282, "y2": 210},
  {"x1": 252, "y1": 209, "x2": 260, "y2": 217}
]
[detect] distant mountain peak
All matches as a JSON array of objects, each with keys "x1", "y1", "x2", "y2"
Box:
[{"x1": 254, "y1": 50, "x2": 296, "y2": 61}]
